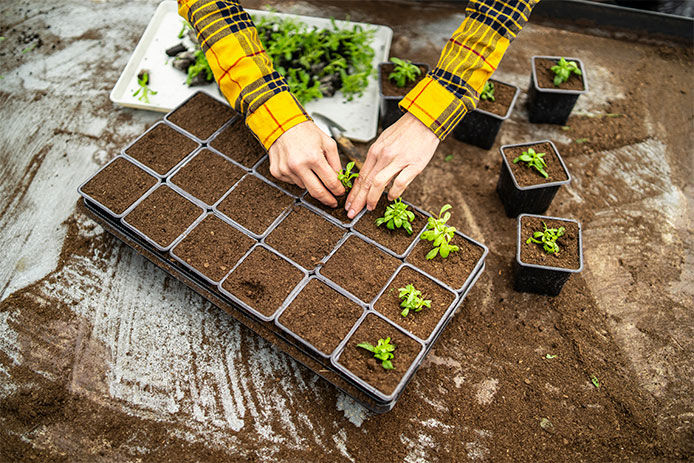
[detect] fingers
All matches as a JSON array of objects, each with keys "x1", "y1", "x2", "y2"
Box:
[
  {"x1": 321, "y1": 134, "x2": 343, "y2": 176},
  {"x1": 312, "y1": 142, "x2": 345, "y2": 197},
  {"x1": 365, "y1": 162, "x2": 404, "y2": 211},
  {"x1": 387, "y1": 165, "x2": 420, "y2": 200},
  {"x1": 298, "y1": 168, "x2": 338, "y2": 207},
  {"x1": 346, "y1": 151, "x2": 376, "y2": 213}
]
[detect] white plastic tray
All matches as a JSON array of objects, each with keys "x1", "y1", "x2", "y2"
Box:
[{"x1": 110, "y1": 1, "x2": 393, "y2": 142}]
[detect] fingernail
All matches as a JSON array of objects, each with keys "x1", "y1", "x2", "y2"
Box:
[
  {"x1": 348, "y1": 209, "x2": 356, "y2": 219},
  {"x1": 366, "y1": 205, "x2": 374, "y2": 212},
  {"x1": 345, "y1": 201, "x2": 352, "y2": 211}
]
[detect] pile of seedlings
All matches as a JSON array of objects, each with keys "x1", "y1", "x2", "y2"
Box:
[{"x1": 166, "y1": 21, "x2": 215, "y2": 87}]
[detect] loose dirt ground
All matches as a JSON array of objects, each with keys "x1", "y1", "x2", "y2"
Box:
[{"x1": 1, "y1": 1, "x2": 692, "y2": 461}]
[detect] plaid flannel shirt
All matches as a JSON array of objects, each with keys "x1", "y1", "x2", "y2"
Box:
[{"x1": 177, "y1": 0, "x2": 537, "y2": 148}]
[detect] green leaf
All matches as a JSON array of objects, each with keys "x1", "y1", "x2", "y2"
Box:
[
  {"x1": 382, "y1": 360, "x2": 394, "y2": 370},
  {"x1": 426, "y1": 247, "x2": 439, "y2": 260},
  {"x1": 545, "y1": 354, "x2": 557, "y2": 359},
  {"x1": 357, "y1": 342, "x2": 374, "y2": 352},
  {"x1": 590, "y1": 374, "x2": 600, "y2": 389},
  {"x1": 444, "y1": 154, "x2": 454, "y2": 162}
]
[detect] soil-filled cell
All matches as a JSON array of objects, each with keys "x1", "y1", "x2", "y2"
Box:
[
  {"x1": 407, "y1": 234, "x2": 484, "y2": 290},
  {"x1": 170, "y1": 149, "x2": 245, "y2": 206},
  {"x1": 125, "y1": 123, "x2": 198, "y2": 176},
  {"x1": 209, "y1": 119, "x2": 266, "y2": 168},
  {"x1": 502, "y1": 142, "x2": 569, "y2": 188},
  {"x1": 167, "y1": 92, "x2": 237, "y2": 140},
  {"x1": 519, "y1": 216, "x2": 581, "y2": 270},
  {"x1": 354, "y1": 197, "x2": 425, "y2": 256}
]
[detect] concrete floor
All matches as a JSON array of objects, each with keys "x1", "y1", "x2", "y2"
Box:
[{"x1": 0, "y1": 0, "x2": 692, "y2": 461}]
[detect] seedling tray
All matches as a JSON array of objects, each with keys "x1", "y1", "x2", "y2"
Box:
[{"x1": 79, "y1": 91, "x2": 488, "y2": 413}]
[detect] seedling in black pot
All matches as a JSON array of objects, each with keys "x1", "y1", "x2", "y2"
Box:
[
  {"x1": 527, "y1": 55, "x2": 588, "y2": 125},
  {"x1": 378, "y1": 59, "x2": 429, "y2": 130}
]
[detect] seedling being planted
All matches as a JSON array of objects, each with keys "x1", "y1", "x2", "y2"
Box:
[
  {"x1": 421, "y1": 204, "x2": 459, "y2": 260},
  {"x1": 513, "y1": 148, "x2": 548, "y2": 178},
  {"x1": 375, "y1": 198, "x2": 415, "y2": 234},
  {"x1": 551, "y1": 57, "x2": 582, "y2": 86},
  {"x1": 357, "y1": 337, "x2": 396, "y2": 370},
  {"x1": 338, "y1": 161, "x2": 359, "y2": 189},
  {"x1": 480, "y1": 81, "x2": 495, "y2": 101},
  {"x1": 526, "y1": 221, "x2": 565, "y2": 255},
  {"x1": 398, "y1": 284, "x2": 431, "y2": 317},
  {"x1": 133, "y1": 70, "x2": 157, "y2": 103},
  {"x1": 388, "y1": 57, "x2": 422, "y2": 88}
]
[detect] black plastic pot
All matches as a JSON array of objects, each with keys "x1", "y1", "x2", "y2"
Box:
[
  {"x1": 378, "y1": 62, "x2": 429, "y2": 130},
  {"x1": 514, "y1": 214, "x2": 583, "y2": 296},
  {"x1": 452, "y1": 79, "x2": 520, "y2": 149},
  {"x1": 527, "y1": 56, "x2": 588, "y2": 125},
  {"x1": 496, "y1": 140, "x2": 571, "y2": 218}
]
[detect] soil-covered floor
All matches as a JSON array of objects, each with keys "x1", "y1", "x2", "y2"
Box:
[{"x1": 0, "y1": 1, "x2": 692, "y2": 461}]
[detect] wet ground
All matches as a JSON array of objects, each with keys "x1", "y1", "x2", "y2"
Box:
[{"x1": 0, "y1": 0, "x2": 692, "y2": 461}]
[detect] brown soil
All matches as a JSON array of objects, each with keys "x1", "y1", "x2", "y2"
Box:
[
  {"x1": 278, "y1": 279, "x2": 363, "y2": 356},
  {"x1": 80, "y1": 157, "x2": 157, "y2": 215},
  {"x1": 373, "y1": 266, "x2": 456, "y2": 341},
  {"x1": 169, "y1": 149, "x2": 245, "y2": 206},
  {"x1": 503, "y1": 142, "x2": 569, "y2": 187},
  {"x1": 535, "y1": 57, "x2": 585, "y2": 91},
  {"x1": 319, "y1": 235, "x2": 401, "y2": 303},
  {"x1": 337, "y1": 313, "x2": 422, "y2": 396},
  {"x1": 209, "y1": 120, "x2": 266, "y2": 168},
  {"x1": 477, "y1": 79, "x2": 517, "y2": 117},
  {"x1": 124, "y1": 123, "x2": 198, "y2": 176},
  {"x1": 407, "y1": 235, "x2": 485, "y2": 290},
  {"x1": 171, "y1": 214, "x2": 254, "y2": 283},
  {"x1": 304, "y1": 193, "x2": 352, "y2": 225},
  {"x1": 353, "y1": 196, "x2": 425, "y2": 255},
  {"x1": 264, "y1": 205, "x2": 345, "y2": 270},
  {"x1": 221, "y1": 246, "x2": 304, "y2": 317},
  {"x1": 167, "y1": 92, "x2": 237, "y2": 140},
  {"x1": 123, "y1": 186, "x2": 203, "y2": 249},
  {"x1": 380, "y1": 63, "x2": 428, "y2": 97},
  {"x1": 520, "y1": 216, "x2": 581, "y2": 270},
  {"x1": 255, "y1": 157, "x2": 305, "y2": 196},
  {"x1": 216, "y1": 175, "x2": 294, "y2": 235}
]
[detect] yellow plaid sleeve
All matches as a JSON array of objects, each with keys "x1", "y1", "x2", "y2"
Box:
[
  {"x1": 177, "y1": 0, "x2": 311, "y2": 150},
  {"x1": 400, "y1": 0, "x2": 539, "y2": 140}
]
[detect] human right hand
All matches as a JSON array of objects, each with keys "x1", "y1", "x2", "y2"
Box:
[{"x1": 267, "y1": 121, "x2": 345, "y2": 207}]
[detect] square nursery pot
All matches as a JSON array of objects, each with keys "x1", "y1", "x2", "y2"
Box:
[
  {"x1": 515, "y1": 214, "x2": 583, "y2": 296},
  {"x1": 378, "y1": 62, "x2": 430, "y2": 130},
  {"x1": 275, "y1": 277, "x2": 365, "y2": 358},
  {"x1": 452, "y1": 79, "x2": 520, "y2": 150},
  {"x1": 165, "y1": 91, "x2": 238, "y2": 142},
  {"x1": 209, "y1": 118, "x2": 267, "y2": 169},
  {"x1": 527, "y1": 56, "x2": 588, "y2": 125},
  {"x1": 497, "y1": 140, "x2": 571, "y2": 218},
  {"x1": 78, "y1": 156, "x2": 159, "y2": 218},
  {"x1": 123, "y1": 121, "x2": 200, "y2": 177}
]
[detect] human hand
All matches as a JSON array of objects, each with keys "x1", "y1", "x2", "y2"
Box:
[
  {"x1": 268, "y1": 121, "x2": 345, "y2": 207},
  {"x1": 345, "y1": 112, "x2": 440, "y2": 218}
]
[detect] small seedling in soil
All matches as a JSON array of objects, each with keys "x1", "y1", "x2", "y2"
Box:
[
  {"x1": 513, "y1": 148, "x2": 548, "y2": 178},
  {"x1": 375, "y1": 198, "x2": 415, "y2": 234},
  {"x1": 398, "y1": 284, "x2": 431, "y2": 317},
  {"x1": 574, "y1": 138, "x2": 589, "y2": 144},
  {"x1": 357, "y1": 337, "x2": 396, "y2": 370},
  {"x1": 421, "y1": 204, "x2": 459, "y2": 260},
  {"x1": 338, "y1": 161, "x2": 359, "y2": 189},
  {"x1": 187, "y1": 50, "x2": 213, "y2": 86},
  {"x1": 133, "y1": 70, "x2": 157, "y2": 103},
  {"x1": 526, "y1": 221, "x2": 565, "y2": 255},
  {"x1": 388, "y1": 57, "x2": 422, "y2": 88},
  {"x1": 591, "y1": 374, "x2": 601, "y2": 389},
  {"x1": 444, "y1": 154, "x2": 454, "y2": 162},
  {"x1": 480, "y1": 81, "x2": 495, "y2": 101},
  {"x1": 545, "y1": 354, "x2": 557, "y2": 359},
  {"x1": 551, "y1": 57, "x2": 582, "y2": 86}
]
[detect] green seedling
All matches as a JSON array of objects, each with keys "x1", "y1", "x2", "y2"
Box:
[
  {"x1": 551, "y1": 57, "x2": 582, "y2": 86},
  {"x1": 388, "y1": 57, "x2": 421, "y2": 88},
  {"x1": 375, "y1": 198, "x2": 415, "y2": 235},
  {"x1": 574, "y1": 138, "x2": 589, "y2": 144},
  {"x1": 186, "y1": 49, "x2": 213, "y2": 85},
  {"x1": 590, "y1": 374, "x2": 600, "y2": 389},
  {"x1": 545, "y1": 354, "x2": 557, "y2": 359},
  {"x1": 178, "y1": 20, "x2": 192, "y2": 39},
  {"x1": 480, "y1": 81, "x2": 495, "y2": 101},
  {"x1": 132, "y1": 70, "x2": 157, "y2": 103},
  {"x1": 526, "y1": 221, "x2": 565, "y2": 255},
  {"x1": 444, "y1": 154, "x2": 454, "y2": 162},
  {"x1": 357, "y1": 337, "x2": 395, "y2": 370},
  {"x1": 421, "y1": 204, "x2": 459, "y2": 260},
  {"x1": 338, "y1": 161, "x2": 359, "y2": 189},
  {"x1": 513, "y1": 148, "x2": 548, "y2": 178},
  {"x1": 398, "y1": 284, "x2": 431, "y2": 317}
]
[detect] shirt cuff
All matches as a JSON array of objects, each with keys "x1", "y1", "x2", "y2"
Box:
[
  {"x1": 245, "y1": 91, "x2": 312, "y2": 150},
  {"x1": 398, "y1": 75, "x2": 473, "y2": 141}
]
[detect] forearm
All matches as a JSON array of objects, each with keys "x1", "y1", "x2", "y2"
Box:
[
  {"x1": 400, "y1": 0, "x2": 539, "y2": 140},
  {"x1": 177, "y1": 0, "x2": 310, "y2": 149}
]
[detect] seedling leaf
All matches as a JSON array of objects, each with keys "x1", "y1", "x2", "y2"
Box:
[
  {"x1": 591, "y1": 374, "x2": 600, "y2": 389},
  {"x1": 398, "y1": 284, "x2": 431, "y2": 317},
  {"x1": 421, "y1": 204, "x2": 458, "y2": 260},
  {"x1": 375, "y1": 198, "x2": 415, "y2": 235},
  {"x1": 550, "y1": 57, "x2": 582, "y2": 86},
  {"x1": 388, "y1": 57, "x2": 422, "y2": 88},
  {"x1": 480, "y1": 81, "x2": 495, "y2": 102},
  {"x1": 526, "y1": 221, "x2": 565, "y2": 255},
  {"x1": 513, "y1": 148, "x2": 548, "y2": 178},
  {"x1": 132, "y1": 70, "x2": 157, "y2": 103},
  {"x1": 357, "y1": 337, "x2": 396, "y2": 370},
  {"x1": 338, "y1": 161, "x2": 359, "y2": 189}
]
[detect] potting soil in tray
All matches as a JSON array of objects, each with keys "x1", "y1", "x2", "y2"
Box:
[
  {"x1": 210, "y1": 119, "x2": 266, "y2": 168},
  {"x1": 534, "y1": 58, "x2": 585, "y2": 91},
  {"x1": 167, "y1": 92, "x2": 237, "y2": 140},
  {"x1": 216, "y1": 175, "x2": 294, "y2": 236},
  {"x1": 221, "y1": 246, "x2": 305, "y2": 318},
  {"x1": 478, "y1": 79, "x2": 517, "y2": 117},
  {"x1": 503, "y1": 142, "x2": 569, "y2": 187},
  {"x1": 373, "y1": 266, "x2": 456, "y2": 341},
  {"x1": 320, "y1": 235, "x2": 400, "y2": 303},
  {"x1": 337, "y1": 313, "x2": 422, "y2": 396},
  {"x1": 254, "y1": 156, "x2": 305, "y2": 197},
  {"x1": 125, "y1": 123, "x2": 198, "y2": 176},
  {"x1": 80, "y1": 157, "x2": 157, "y2": 215},
  {"x1": 520, "y1": 216, "x2": 581, "y2": 269},
  {"x1": 170, "y1": 149, "x2": 245, "y2": 206},
  {"x1": 303, "y1": 194, "x2": 353, "y2": 225},
  {"x1": 171, "y1": 214, "x2": 255, "y2": 283},
  {"x1": 277, "y1": 279, "x2": 363, "y2": 356},
  {"x1": 380, "y1": 63, "x2": 428, "y2": 97},
  {"x1": 353, "y1": 196, "x2": 425, "y2": 256},
  {"x1": 407, "y1": 235, "x2": 485, "y2": 290}
]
